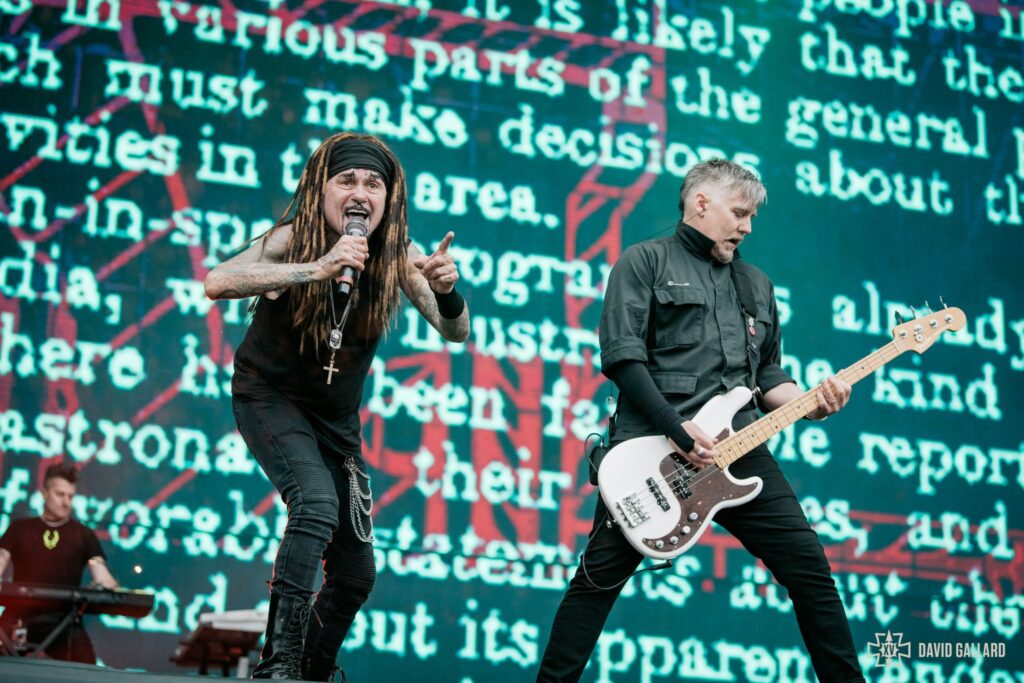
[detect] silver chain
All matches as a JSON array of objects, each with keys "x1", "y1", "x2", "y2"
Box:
[
  {"x1": 346, "y1": 458, "x2": 374, "y2": 543},
  {"x1": 327, "y1": 282, "x2": 354, "y2": 350}
]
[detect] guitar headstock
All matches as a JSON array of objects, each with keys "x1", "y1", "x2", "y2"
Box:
[{"x1": 891, "y1": 305, "x2": 966, "y2": 354}]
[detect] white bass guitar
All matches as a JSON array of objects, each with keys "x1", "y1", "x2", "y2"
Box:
[{"x1": 597, "y1": 307, "x2": 966, "y2": 560}]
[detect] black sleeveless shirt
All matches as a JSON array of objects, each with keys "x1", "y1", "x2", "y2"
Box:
[{"x1": 232, "y1": 281, "x2": 382, "y2": 455}]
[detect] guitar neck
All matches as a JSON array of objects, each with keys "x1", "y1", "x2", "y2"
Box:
[{"x1": 716, "y1": 341, "x2": 901, "y2": 466}]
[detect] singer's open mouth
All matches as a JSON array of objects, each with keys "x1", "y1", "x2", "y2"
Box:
[{"x1": 344, "y1": 208, "x2": 369, "y2": 219}]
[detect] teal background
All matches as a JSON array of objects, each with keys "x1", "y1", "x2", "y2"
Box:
[{"x1": 1, "y1": 1, "x2": 1022, "y2": 680}]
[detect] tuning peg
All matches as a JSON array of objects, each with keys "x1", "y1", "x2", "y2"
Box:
[
  {"x1": 939, "y1": 296, "x2": 948, "y2": 309},
  {"x1": 894, "y1": 311, "x2": 904, "y2": 325},
  {"x1": 924, "y1": 301, "x2": 933, "y2": 314},
  {"x1": 910, "y1": 305, "x2": 918, "y2": 319}
]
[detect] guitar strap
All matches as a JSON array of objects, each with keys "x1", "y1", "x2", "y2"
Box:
[
  {"x1": 730, "y1": 259, "x2": 767, "y2": 407},
  {"x1": 730, "y1": 260, "x2": 758, "y2": 320}
]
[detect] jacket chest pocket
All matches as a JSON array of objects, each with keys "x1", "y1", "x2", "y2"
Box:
[{"x1": 652, "y1": 285, "x2": 705, "y2": 348}]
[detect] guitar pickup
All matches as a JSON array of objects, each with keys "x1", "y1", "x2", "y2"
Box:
[
  {"x1": 646, "y1": 477, "x2": 670, "y2": 511},
  {"x1": 671, "y1": 468, "x2": 693, "y2": 499}
]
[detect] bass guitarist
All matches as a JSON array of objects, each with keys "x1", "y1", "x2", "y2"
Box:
[{"x1": 536, "y1": 159, "x2": 864, "y2": 683}]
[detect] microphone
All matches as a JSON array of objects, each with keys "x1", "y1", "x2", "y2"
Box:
[{"x1": 337, "y1": 216, "x2": 368, "y2": 297}]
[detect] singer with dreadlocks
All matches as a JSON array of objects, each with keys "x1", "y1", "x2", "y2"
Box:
[{"x1": 205, "y1": 133, "x2": 469, "y2": 680}]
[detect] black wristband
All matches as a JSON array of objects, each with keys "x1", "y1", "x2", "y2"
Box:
[
  {"x1": 434, "y1": 288, "x2": 465, "y2": 319},
  {"x1": 653, "y1": 403, "x2": 694, "y2": 452}
]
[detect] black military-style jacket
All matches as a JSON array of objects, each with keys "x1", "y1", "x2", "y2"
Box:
[{"x1": 599, "y1": 222, "x2": 794, "y2": 442}]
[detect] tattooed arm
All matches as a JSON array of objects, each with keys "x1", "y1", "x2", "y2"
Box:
[
  {"x1": 204, "y1": 224, "x2": 368, "y2": 300},
  {"x1": 204, "y1": 224, "x2": 307, "y2": 300},
  {"x1": 404, "y1": 238, "x2": 470, "y2": 343}
]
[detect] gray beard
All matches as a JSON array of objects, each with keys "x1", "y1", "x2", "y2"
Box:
[{"x1": 711, "y1": 244, "x2": 735, "y2": 264}]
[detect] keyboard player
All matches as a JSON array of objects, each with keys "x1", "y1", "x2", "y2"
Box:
[{"x1": 0, "y1": 462, "x2": 118, "y2": 662}]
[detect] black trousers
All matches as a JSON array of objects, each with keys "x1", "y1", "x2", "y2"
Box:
[
  {"x1": 537, "y1": 450, "x2": 864, "y2": 683},
  {"x1": 233, "y1": 395, "x2": 376, "y2": 656}
]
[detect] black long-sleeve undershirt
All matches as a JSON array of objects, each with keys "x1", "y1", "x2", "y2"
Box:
[{"x1": 605, "y1": 361, "x2": 695, "y2": 452}]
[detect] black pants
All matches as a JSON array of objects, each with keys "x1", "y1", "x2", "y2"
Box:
[
  {"x1": 233, "y1": 395, "x2": 376, "y2": 652},
  {"x1": 537, "y1": 450, "x2": 864, "y2": 683}
]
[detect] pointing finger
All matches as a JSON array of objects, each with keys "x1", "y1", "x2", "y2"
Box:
[{"x1": 434, "y1": 231, "x2": 454, "y2": 256}]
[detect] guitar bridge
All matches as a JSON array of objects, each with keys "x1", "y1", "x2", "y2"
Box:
[
  {"x1": 615, "y1": 494, "x2": 650, "y2": 528},
  {"x1": 647, "y1": 477, "x2": 670, "y2": 512}
]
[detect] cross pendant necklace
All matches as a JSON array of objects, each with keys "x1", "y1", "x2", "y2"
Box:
[
  {"x1": 323, "y1": 354, "x2": 339, "y2": 385},
  {"x1": 325, "y1": 282, "x2": 353, "y2": 384}
]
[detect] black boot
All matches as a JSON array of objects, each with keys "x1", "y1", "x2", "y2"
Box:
[
  {"x1": 302, "y1": 654, "x2": 345, "y2": 683},
  {"x1": 300, "y1": 600, "x2": 356, "y2": 682},
  {"x1": 252, "y1": 593, "x2": 311, "y2": 679}
]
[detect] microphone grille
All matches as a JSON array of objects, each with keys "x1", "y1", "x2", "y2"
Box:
[{"x1": 346, "y1": 216, "x2": 368, "y2": 236}]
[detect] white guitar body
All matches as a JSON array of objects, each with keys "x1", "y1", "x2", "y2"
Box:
[{"x1": 597, "y1": 386, "x2": 763, "y2": 560}]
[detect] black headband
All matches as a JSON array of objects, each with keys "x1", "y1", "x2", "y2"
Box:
[{"x1": 327, "y1": 138, "x2": 395, "y2": 189}]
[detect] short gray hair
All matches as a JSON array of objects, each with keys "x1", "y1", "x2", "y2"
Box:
[{"x1": 678, "y1": 159, "x2": 766, "y2": 215}]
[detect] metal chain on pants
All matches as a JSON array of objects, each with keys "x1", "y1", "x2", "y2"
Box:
[{"x1": 345, "y1": 457, "x2": 374, "y2": 543}]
